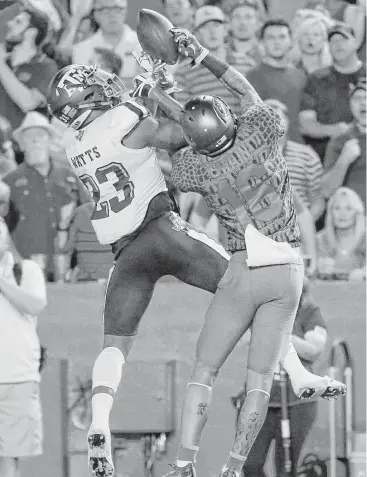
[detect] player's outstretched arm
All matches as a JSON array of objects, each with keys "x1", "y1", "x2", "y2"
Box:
[
  {"x1": 131, "y1": 71, "x2": 184, "y2": 123},
  {"x1": 171, "y1": 28, "x2": 262, "y2": 112}
]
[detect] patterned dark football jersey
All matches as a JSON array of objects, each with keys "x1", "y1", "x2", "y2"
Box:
[{"x1": 171, "y1": 103, "x2": 300, "y2": 252}]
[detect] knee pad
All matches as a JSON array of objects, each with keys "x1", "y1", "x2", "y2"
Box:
[{"x1": 246, "y1": 369, "x2": 275, "y2": 398}]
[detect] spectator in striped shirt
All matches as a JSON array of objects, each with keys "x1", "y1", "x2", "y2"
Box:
[
  {"x1": 264, "y1": 99, "x2": 325, "y2": 222},
  {"x1": 174, "y1": 5, "x2": 241, "y2": 115},
  {"x1": 226, "y1": 0, "x2": 263, "y2": 75}
]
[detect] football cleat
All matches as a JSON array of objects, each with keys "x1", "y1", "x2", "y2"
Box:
[
  {"x1": 296, "y1": 375, "x2": 346, "y2": 400},
  {"x1": 161, "y1": 462, "x2": 196, "y2": 477},
  {"x1": 88, "y1": 431, "x2": 114, "y2": 477},
  {"x1": 219, "y1": 468, "x2": 241, "y2": 477}
]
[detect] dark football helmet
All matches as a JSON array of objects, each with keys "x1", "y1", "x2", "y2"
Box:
[
  {"x1": 47, "y1": 64, "x2": 125, "y2": 129},
  {"x1": 180, "y1": 95, "x2": 237, "y2": 157}
]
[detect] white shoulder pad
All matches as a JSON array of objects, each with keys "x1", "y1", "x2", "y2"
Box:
[{"x1": 110, "y1": 100, "x2": 150, "y2": 139}]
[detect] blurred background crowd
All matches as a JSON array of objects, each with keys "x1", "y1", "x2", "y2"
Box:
[{"x1": 0, "y1": 0, "x2": 365, "y2": 283}]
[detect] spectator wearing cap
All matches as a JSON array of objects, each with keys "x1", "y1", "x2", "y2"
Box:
[
  {"x1": 299, "y1": 22, "x2": 366, "y2": 161},
  {"x1": 246, "y1": 19, "x2": 306, "y2": 143},
  {"x1": 329, "y1": 0, "x2": 366, "y2": 62},
  {"x1": 161, "y1": 0, "x2": 195, "y2": 31},
  {"x1": 0, "y1": 5, "x2": 58, "y2": 132},
  {"x1": 2, "y1": 112, "x2": 89, "y2": 281},
  {"x1": 0, "y1": 116, "x2": 16, "y2": 179},
  {"x1": 226, "y1": 1, "x2": 263, "y2": 75},
  {"x1": 70, "y1": 0, "x2": 141, "y2": 90},
  {"x1": 321, "y1": 79, "x2": 366, "y2": 205},
  {"x1": 265, "y1": 99, "x2": 325, "y2": 221},
  {"x1": 175, "y1": 6, "x2": 241, "y2": 115}
]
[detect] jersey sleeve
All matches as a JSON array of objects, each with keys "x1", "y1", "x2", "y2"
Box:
[
  {"x1": 109, "y1": 100, "x2": 150, "y2": 139},
  {"x1": 245, "y1": 103, "x2": 286, "y2": 138}
]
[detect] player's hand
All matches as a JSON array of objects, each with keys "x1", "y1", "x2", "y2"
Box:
[
  {"x1": 171, "y1": 27, "x2": 204, "y2": 60},
  {"x1": 130, "y1": 72, "x2": 156, "y2": 99},
  {"x1": 152, "y1": 62, "x2": 181, "y2": 94}
]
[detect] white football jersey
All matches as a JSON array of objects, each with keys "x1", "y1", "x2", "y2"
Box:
[{"x1": 63, "y1": 101, "x2": 167, "y2": 244}]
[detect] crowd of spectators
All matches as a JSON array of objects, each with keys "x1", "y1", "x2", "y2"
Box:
[{"x1": 0, "y1": 0, "x2": 365, "y2": 283}]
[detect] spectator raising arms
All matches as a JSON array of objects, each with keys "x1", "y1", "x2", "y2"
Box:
[
  {"x1": 0, "y1": 218, "x2": 47, "y2": 477},
  {"x1": 321, "y1": 79, "x2": 366, "y2": 204},
  {"x1": 69, "y1": 0, "x2": 141, "y2": 89},
  {"x1": 299, "y1": 22, "x2": 366, "y2": 161},
  {"x1": 0, "y1": 5, "x2": 58, "y2": 130},
  {"x1": 246, "y1": 19, "x2": 306, "y2": 143},
  {"x1": 3, "y1": 112, "x2": 89, "y2": 281},
  {"x1": 264, "y1": 99, "x2": 325, "y2": 222},
  {"x1": 317, "y1": 187, "x2": 366, "y2": 281}
]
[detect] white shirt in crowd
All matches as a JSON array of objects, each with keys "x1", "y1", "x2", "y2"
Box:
[
  {"x1": 0, "y1": 253, "x2": 46, "y2": 384},
  {"x1": 72, "y1": 25, "x2": 142, "y2": 88}
]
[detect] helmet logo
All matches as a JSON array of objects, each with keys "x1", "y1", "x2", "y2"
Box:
[
  {"x1": 56, "y1": 68, "x2": 87, "y2": 98},
  {"x1": 213, "y1": 97, "x2": 231, "y2": 124}
]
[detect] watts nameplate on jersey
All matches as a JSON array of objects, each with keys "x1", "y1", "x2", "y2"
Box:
[{"x1": 63, "y1": 100, "x2": 167, "y2": 244}]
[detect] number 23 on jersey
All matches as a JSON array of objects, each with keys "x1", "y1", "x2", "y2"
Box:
[{"x1": 80, "y1": 162, "x2": 135, "y2": 220}]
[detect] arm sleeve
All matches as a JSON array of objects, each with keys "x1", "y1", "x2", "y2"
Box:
[{"x1": 246, "y1": 103, "x2": 286, "y2": 138}]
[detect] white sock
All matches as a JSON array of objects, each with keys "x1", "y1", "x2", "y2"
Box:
[
  {"x1": 91, "y1": 347, "x2": 125, "y2": 430},
  {"x1": 281, "y1": 340, "x2": 312, "y2": 381},
  {"x1": 176, "y1": 460, "x2": 191, "y2": 468}
]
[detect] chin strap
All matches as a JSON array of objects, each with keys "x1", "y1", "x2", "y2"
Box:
[{"x1": 70, "y1": 110, "x2": 93, "y2": 130}]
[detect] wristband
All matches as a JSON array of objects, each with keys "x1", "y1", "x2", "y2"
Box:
[{"x1": 190, "y1": 48, "x2": 209, "y2": 69}]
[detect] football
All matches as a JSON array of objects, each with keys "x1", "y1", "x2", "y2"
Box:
[{"x1": 137, "y1": 9, "x2": 179, "y2": 65}]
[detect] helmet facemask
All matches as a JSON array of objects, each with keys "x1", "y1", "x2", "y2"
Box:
[{"x1": 49, "y1": 65, "x2": 126, "y2": 129}]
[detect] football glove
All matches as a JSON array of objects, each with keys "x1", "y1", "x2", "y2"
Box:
[
  {"x1": 152, "y1": 63, "x2": 181, "y2": 95},
  {"x1": 171, "y1": 27, "x2": 208, "y2": 63}
]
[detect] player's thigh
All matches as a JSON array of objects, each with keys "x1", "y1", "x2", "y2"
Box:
[
  {"x1": 195, "y1": 256, "x2": 256, "y2": 371},
  {"x1": 156, "y1": 212, "x2": 229, "y2": 293},
  {"x1": 247, "y1": 263, "x2": 304, "y2": 374},
  {"x1": 103, "y1": 232, "x2": 164, "y2": 336}
]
